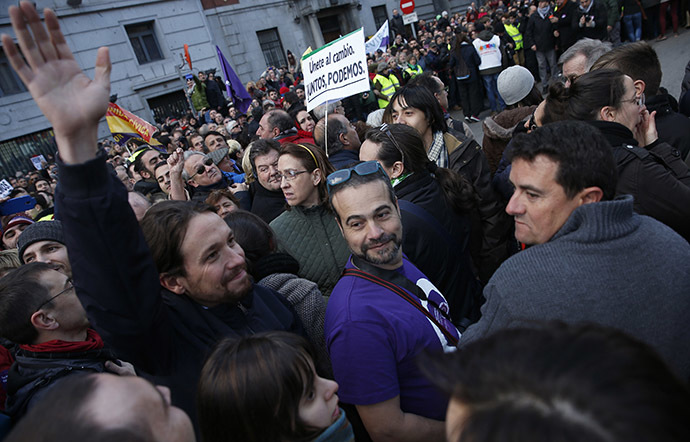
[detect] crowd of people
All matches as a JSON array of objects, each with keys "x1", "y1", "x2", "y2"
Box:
[{"x1": 0, "y1": 0, "x2": 690, "y2": 441}]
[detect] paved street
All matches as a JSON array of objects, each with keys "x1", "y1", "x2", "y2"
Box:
[{"x1": 453, "y1": 28, "x2": 690, "y2": 144}]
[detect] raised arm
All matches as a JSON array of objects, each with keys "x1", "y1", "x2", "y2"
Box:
[
  {"x1": 2, "y1": 2, "x2": 171, "y2": 373},
  {"x1": 2, "y1": 1, "x2": 110, "y2": 164}
]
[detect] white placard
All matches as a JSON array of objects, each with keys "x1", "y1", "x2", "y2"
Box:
[
  {"x1": 0, "y1": 180, "x2": 13, "y2": 199},
  {"x1": 30, "y1": 155, "x2": 46, "y2": 170},
  {"x1": 302, "y1": 28, "x2": 370, "y2": 112},
  {"x1": 403, "y1": 12, "x2": 418, "y2": 25}
]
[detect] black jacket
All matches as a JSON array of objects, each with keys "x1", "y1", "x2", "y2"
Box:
[
  {"x1": 398, "y1": 200, "x2": 483, "y2": 326},
  {"x1": 204, "y1": 78, "x2": 226, "y2": 110},
  {"x1": 236, "y1": 180, "x2": 286, "y2": 224},
  {"x1": 572, "y1": 0, "x2": 608, "y2": 41},
  {"x1": 395, "y1": 171, "x2": 472, "y2": 253},
  {"x1": 526, "y1": 9, "x2": 556, "y2": 51},
  {"x1": 5, "y1": 346, "x2": 115, "y2": 422},
  {"x1": 56, "y1": 153, "x2": 303, "y2": 424},
  {"x1": 390, "y1": 14, "x2": 406, "y2": 39},
  {"x1": 449, "y1": 42, "x2": 481, "y2": 83},
  {"x1": 554, "y1": 0, "x2": 579, "y2": 50},
  {"x1": 446, "y1": 130, "x2": 513, "y2": 282},
  {"x1": 645, "y1": 93, "x2": 690, "y2": 161},
  {"x1": 588, "y1": 120, "x2": 690, "y2": 241}
]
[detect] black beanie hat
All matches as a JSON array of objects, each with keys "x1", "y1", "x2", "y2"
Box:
[{"x1": 17, "y1": 220, "x2": 65, "y2": 263}]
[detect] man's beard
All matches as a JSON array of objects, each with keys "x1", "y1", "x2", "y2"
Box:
[{"x1": 355, "y1": 232, "x2": 402, "y2": 266}]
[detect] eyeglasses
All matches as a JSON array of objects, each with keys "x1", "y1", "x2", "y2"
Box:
[
  {"x1": 379, "y1": 124, "x2": 405, "y2": 166},
  {"x1": 35, "y1": 279, "x2": 74, "y2": 312},
  {"x1": 622, "y1": 92, "x2": 645, "y2": 108},
  {"x1": 277, "y1": 169, "x2": 309, "y2": 181},
  {"x1": 327, "y1": 161, "x2": 386, "y2": 193},
  {"x1": 189, "y1": 157, "x2": 214, "y2": 180}
]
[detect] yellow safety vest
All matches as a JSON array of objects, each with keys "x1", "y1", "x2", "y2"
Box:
[
  {"x1": 405, "y1": 64, "x2": 424, "y2": 78},
  {"x1": 505, "y1": 24, "x2": 523, "y2": 50},
  {"x1": 374, "y1": 74, "x2": 396, "y2": 108},
  {"x1": 389, "y1": 74, "x2": 400, "y2": 90}
]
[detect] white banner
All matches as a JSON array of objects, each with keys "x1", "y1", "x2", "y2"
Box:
[
  {"x1": 302, "y1": 28, "x2": 370, "y2": 112},
  {"x1": 365, "y1": 20, "x2": 389, "y2": 55}
]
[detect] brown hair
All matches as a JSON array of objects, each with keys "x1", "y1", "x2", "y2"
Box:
[
  {"x1": 140, "y1": 201, "x2": 216, "y2": 276},
  {"x1": 197, "y1": 331, "x2": 323, "y2": 442},
  {"x1": 278, "y1": 143, "x2": 335, "y2": 208}
]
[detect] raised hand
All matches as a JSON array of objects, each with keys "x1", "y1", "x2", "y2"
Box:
[
  {"x1": 1, "y1": 1, "x2": 111, "y2": 164},
  {"x1": 635, "y1": 109, "x2": 658, "y2": 148}
]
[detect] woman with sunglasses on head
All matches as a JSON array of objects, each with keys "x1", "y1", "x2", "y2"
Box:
[
  {"x1": 542, "y1": 68, "x2": 690, "y2": 242},
  {"x1": 269, "y1": 143, "x2": 350, "y2": 298}
]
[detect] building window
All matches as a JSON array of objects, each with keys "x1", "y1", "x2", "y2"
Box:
[
  {"x1": 372, "y1": 5, "x2": 388, "y2": 30},
  {"x1": 0, "y1": 47, "x2": 28, "y2": 97},
  {"x1": 125, "y1": 22, "x2": 163, "y2": 64},
  {"x1": 257, "y1": 29, "x2": 286, "y2": 68}
]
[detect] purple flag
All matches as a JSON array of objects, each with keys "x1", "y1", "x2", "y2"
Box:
[{"x1": 216, "y1": 46, "x2": 252, "y2": 114}]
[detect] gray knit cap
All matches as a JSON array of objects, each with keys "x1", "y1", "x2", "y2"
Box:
[
  {"x1": 17, "y1": 220, "x2": 65, "y2": 263},
  {"x1": 497, "y1": 65, "x2": 535, "y2": 106}
]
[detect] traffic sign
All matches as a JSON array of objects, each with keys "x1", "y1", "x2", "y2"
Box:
[
  {"x1": 403, "y1": 12, "x2": 418, "y2": 25},
  {"x1": 400, "y1": 0, "x2": 415, "y2": 15}
]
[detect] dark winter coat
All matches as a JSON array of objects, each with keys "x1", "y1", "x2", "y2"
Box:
[
  {"x1": 572, "y1": 0, "x2": 608, "y2": 40},
  {"x1": 482, "y1": 106, "x2": 536, "y2": 175},
  {"x1": 645, "y1": 93, "x2": 690, "y2": 161},
  {"x1": 398, "y1": 200, "x2": 484, "y2": 326},
  {"x1": 553, "y1": 0, "x2": 580, "y2": 50},
  {"x1": 56, "y1": 153, "x2": 304, "y2": 424},
  {"x1": 445, "y1": 130, "x2": 513, "y2": 282},
  {"x1": 588, "y1": 120, "x2": 690, "y2": 241},
  {"x1": 525, "y1": 10, "x2": 556, "y2": 51},
  {"x1": 5, "y1": 346, "x2": 115, "y2": 421},
  {"x1": 449, "y1": 42, "x2": 482, "y2": 83}
]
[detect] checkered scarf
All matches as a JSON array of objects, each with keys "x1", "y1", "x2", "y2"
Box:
[{"x1": 427, "y1": 131, "x2": 448, "y2": 168}]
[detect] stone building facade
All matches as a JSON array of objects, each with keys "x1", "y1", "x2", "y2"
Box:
[{"x1": 0, "y1": 0, "x2": 467, "y2": 176}]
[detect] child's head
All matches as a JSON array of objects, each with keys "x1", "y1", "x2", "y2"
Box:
[{"x1": 197, "y1": 331, "x2": 340, "y2": 442}]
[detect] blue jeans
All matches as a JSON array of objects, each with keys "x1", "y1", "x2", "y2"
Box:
[
  {"x1": 482, "y1": 73, "x2": 505, "y2": 112},
  {"x1": 623, "y1": 12, "x2": 642, "y2": 42}
]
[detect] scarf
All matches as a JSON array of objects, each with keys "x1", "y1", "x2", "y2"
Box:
[
  {"x1": 19, "y1": 328, "x2": 104, "y2": 353},
  {"x1": 427, "y1": 131, "x2": 448, "y2": 168},
  {"x1": 311, "y1": 409, "x2": 355, "y2": 442},
  {"x1": 538, "y1": 5, "x2": 551, "y2": 18},
  {"x1": 579, "y1": 1, "x2": 593, "y2": 13},
  {"x1": 391, "y1": 172, "x2": 412, "y2": 187}
]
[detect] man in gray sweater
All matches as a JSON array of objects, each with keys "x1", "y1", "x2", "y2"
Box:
[{"x1": 461, "y1": 121, "x2": 690, "y2": 380}]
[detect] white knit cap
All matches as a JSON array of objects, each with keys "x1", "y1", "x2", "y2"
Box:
[{"x1": 497, "y1": 65, "x2": 535, "y2": 106}]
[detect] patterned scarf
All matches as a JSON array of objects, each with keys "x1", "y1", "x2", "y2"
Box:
[{"x1": 427, "y1": 131, "x2": 448, "y2": 168}]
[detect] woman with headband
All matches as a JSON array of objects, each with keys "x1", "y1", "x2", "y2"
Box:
[{"x1": 269, "y1": 144, "x2": 350, "y2": 298}]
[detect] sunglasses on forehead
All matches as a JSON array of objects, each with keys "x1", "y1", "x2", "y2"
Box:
[
  {"x1": 326, "y1": 161, "x2": 386, "y2": 193},
  {"x1": 189, "y1": 157, "x2": 214, "y2": 180}
]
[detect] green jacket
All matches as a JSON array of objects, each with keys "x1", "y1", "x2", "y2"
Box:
[
  {"x1": 187, "y1": 76, "x2": 209, "y2": 112},
  {"x1": 270, "y1": 205, "x2": 350, "y2": 297}
]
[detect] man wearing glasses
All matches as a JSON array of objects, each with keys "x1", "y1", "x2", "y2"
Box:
[
  {"x1": 325, "y1": 161, "x2": 458, "y2": 442},
  {"x1": 0, "y1": 263, "x2": 134, "y2": 422}
]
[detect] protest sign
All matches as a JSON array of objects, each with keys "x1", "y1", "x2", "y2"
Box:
[
  {"x1": 365, "y1": 20, "x2": 389, "y2": 55},
  {"x1": 0, "y1": 180, "x2": 13, "y2": 199},
  {"x1": 30, "y1": 155, "x2": 46, "y2": 170},
  {"x1": 302, "y1": 28, "x2": 369, "y2": 112}
]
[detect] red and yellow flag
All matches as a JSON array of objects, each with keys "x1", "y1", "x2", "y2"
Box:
[{"x1": 105, "y1": 103, "x2": 162, "y2": 147}]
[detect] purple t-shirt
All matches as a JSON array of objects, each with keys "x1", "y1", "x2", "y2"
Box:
[{"x1": 325, "y1": 257, "x2": 459, "y2": 421}]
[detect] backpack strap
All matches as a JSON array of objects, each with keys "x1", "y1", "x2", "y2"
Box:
[{"x1": 342, "y1": 265, "x2": 459, "y2": 346}]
